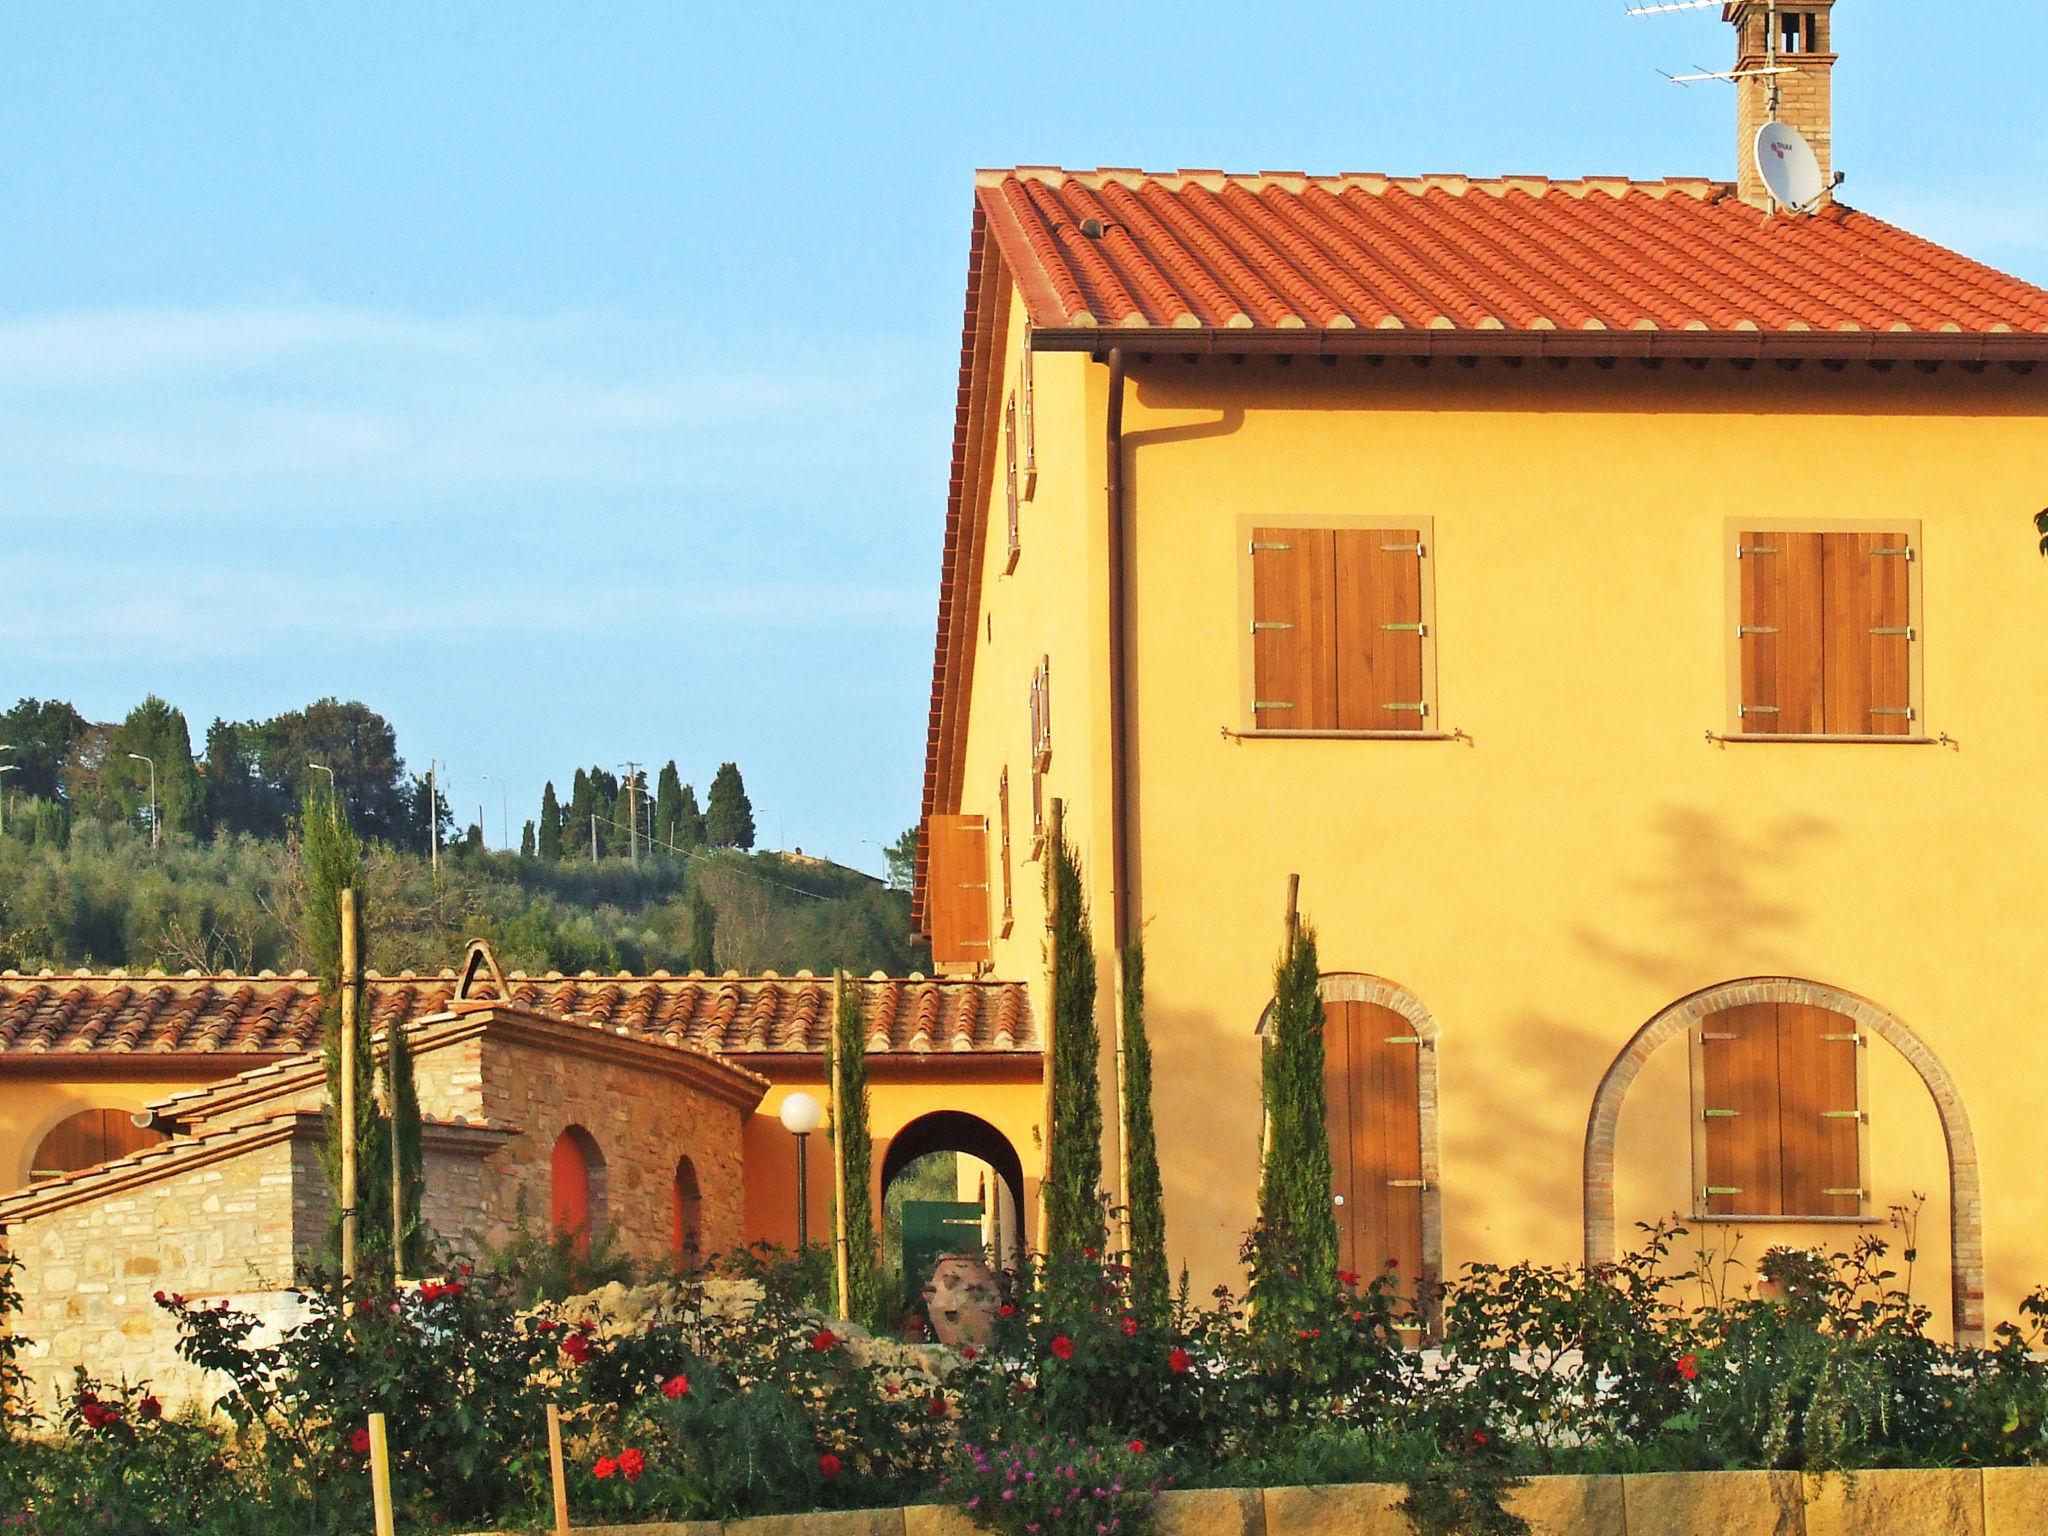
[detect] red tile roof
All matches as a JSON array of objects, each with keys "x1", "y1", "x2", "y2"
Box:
[
  {"x1": 0, "y1": 970, "x2": 1036, "y2": 1058},
  {"x1": 978, "y1": 170, "x2": 2048, "y2": 341}
]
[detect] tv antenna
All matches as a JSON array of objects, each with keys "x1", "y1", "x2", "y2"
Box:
[{"x1": 1631, "y1": 0, "x2": 1799, "y2": 100}]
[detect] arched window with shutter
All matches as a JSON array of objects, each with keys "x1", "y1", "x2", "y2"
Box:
[{"x1": 550, "y1": 1126, "x2": 607, "y2": 1251}]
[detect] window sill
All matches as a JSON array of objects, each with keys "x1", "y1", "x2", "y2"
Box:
[
  {"x1": 1690, "y1": 1213, "x2": 1876, "y2": 1226},
  {"x1": 1226, "y1": 728, "x2": 1457, "y2": 742},
  {"x1": 1708, "y1": 731, "x2": 1940, "y2": 745}
]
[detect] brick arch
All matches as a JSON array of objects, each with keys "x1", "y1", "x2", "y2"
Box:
[
  {"x1": 1258, "y1": 973, "x2": 1445, "y2": 1305},
  {"x1": 1583, "y1": 977, "x2": 1983, "y2": 1345}
]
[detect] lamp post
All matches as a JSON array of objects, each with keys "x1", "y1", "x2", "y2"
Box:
[
  {"x1": 779, "y1": 1091, "x2": 825, "y2": 1250},
  {"x1": 125, "y1": 753, "x2": 158, "y2": 848},
  {"x1": 0, "y1": 763, "x2": 18, "y2": 837}
]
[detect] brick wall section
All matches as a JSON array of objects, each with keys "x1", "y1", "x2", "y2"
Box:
[
  {"x1": 1732, "y1": 2, "x2": 1835, "y2": 208},
  {"x1": 1582, "y1": 977, "x2": 1984, "y2": 1345},
  {"x1": 474, "y1": 1031, "x2": 747, "y2": 1262},
  {"x1": 9, "y1": 1127, "x2": 316, "y2": 1415}
]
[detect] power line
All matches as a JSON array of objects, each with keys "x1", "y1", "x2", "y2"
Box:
[{"x1": 579, "y1": 808, "x2": 829, "y2": 902}]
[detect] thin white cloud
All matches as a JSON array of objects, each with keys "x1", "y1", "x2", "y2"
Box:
[{"x1": 0, "y1": 562, "x2": 929, "y2": 662}]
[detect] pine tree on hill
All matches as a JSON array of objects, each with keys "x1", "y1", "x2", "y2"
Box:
[
  {"x1": 655, "y1": 761, "x2": 684, "y2": 851},
  {"x1": 538, "y1": 782, "x2": 563, "y2": 860},
  {"x1": 705, "y1": 762, "x2": 755, "y2": 849},
  {"x1": 566, "y1": 771, "x2": 593, "y2": 857}
]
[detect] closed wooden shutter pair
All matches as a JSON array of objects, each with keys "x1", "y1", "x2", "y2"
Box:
[
  {"x1": 1252, "y1": 528, "x2": 1427, "y2": 731},
  {"x1": 1699, "y1": 1002, "x2": 1861, "y2": 1217},
  {"x1": 1738, "y1": 531, "x2": 1913, "y2": 734},
  {"x1": 926, "y1": 813, "x2": 992, "y2": 965},
  {"x1": 1323, "y1": 999, "x2": 1426, "y2": 1310},
  {"x1": 1004, "y1": 396, "x2": 1021, "y2": 571},
  {"x1": 30, "y1": 1107, "x2": 164, "y2": 1182}
]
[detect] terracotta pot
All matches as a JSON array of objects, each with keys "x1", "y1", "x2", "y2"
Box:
[{"x1": 922, "y1": 1252, "x2": 999, "y2": 1347}]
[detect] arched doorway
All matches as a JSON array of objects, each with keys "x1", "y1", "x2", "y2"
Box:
[
  {"x1": 30, "y1": 1108, "x2": 165, "y2": 1183},
  {"x1": 550, "y1": 1126, "x2": 607, "y2": 1251},
  {"x1": 1584, "y1": 978, "x2": 1982, "y2": 1344},
  {"x1": 880, "y1": 1111, "x2": 1026, "y2": 1328},
  {"x1": 671, "y1": 1155, "x2": 703, "y2": 1269}
]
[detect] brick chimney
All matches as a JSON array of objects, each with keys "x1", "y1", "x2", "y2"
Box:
[{"x1": 1725, "y1": 2, "x2": 1836, "y2": 209}]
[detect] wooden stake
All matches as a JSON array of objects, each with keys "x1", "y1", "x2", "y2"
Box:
[
  {"x1": 368, "y1": 1411, "x2": 395, "y2": 1536},
  {"x1": 1285, "y1": 872, "x2": 1300, "y2": 945},
  {"x1": 1035, "y1": 799, "x2": 1063, "y2": 1256},
  {"x1": 546, "y1": 1402, "x2": 570, "y2": 1536},
  {"x1": 339, "y1": 886, "x2": 359, "y2": 1292},
  {"x1": 830, "y1": 968, "x2": 851, "y2": 1320}
]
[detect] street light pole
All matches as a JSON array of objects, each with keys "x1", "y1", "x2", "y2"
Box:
[
  {"x1": 126, "y1": 753, "x2": 158, "y2": 848},
  {"x1": 779, "y1": 1092, "x2": 825, "y2": 1250}
]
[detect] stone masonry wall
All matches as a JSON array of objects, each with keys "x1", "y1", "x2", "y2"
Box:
[
  {"x1": 10, "y1": 1134, "x2": 316, "y2": 1416},
  {"x1": 475, "y1": 1037, "x2": 746, "y2": 1264}
]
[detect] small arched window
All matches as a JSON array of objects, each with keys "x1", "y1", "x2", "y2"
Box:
[
  {"x1": 549, "y1": 1126, "x2": 607, "y2": 1250},
  {"x1": 671, "y1": 1156, "x2": 703, "y2": 1268},
  {"x1": 31, "y1": 1109, "x2": 165, "y2": 1183}
]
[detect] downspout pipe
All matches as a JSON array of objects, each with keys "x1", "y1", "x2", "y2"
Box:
[{"x1": 1104, "y1": 347, "x2": 1132, "y2": 1246}]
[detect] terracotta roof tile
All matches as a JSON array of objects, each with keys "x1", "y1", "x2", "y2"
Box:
[
  {"x1": 0, "y1": 970, "x2": 1036, "y2": 1058},
  {"x1": 979, "y1": 170, "x2": 2048, "y2": 336}
]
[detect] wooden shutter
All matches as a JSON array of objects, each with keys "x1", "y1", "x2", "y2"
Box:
[
  {"x1": 1823, "y1": 532, "x2": 1914, "y2": 735},
  {"x1": 1334, "y1": 529, "x2": 1427, "y2": 731},
  {"x1": 30, "y1": 1108, "x2": 163, "y2": 1181},
  {"x1": 1250, "y1": 528, "x2": 1337, "y2": 730},
  {"x1": 1700, "y1": 1002, "x2": 1861, "y2": 1216},
  {"x1": 1738, "y1": 532, "x2": 1825, "y2": 734},
  {"x1": 1325, "y1": 1000, "x2": 1426, "y2": 1301},
  {"x1": 925, "y1": 813, "x2": 992, "y2": 965},
  {"x1": 1776, "y1": 1003, "x2": 1863, "y2": 1215},
  {"x1": 997, "y1": 771, "x2": 1014, "y2": 931},
  {"x1": 1003, "y1": 396, "x2": 1021, "y2": 571},
  {"x1": 1699, "y1": 1002, "x2": 1784, "y2": 1215}
]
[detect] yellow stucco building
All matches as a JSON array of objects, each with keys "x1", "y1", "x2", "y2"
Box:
[{"x1": 915, "y1": 3, "x2": 2048, "y2": 1343}]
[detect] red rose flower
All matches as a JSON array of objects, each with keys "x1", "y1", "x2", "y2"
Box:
[
  {"x1": 618, "y1": 1447, "x2": 645, "y2": 1482},
  {"x1": 1049, "y1": 1334, "x2": 1074, "y2": 1361},
  {"x1": 1121, "y1": 1317, "x2": 1138, "y2": 1337},
  {"x1": 351, "y1": 1427, "x2": 372, "y2": 1455},
  {"x1": 810, "y1": 1328, "x2": 839, "y2": 1352},
  {"x1": 1082, "y1": 1247, "x2": 1098, "y2": 1259},
  {"x1": 80, "y1": 1400, "x2": 119, "y2": 1430},
  {"x1": 576, "y1": 1318, "x2": 598, "y2": 1336},
  {"x1": 1168, "y1": 1346, "x2": 1192, "y2": 1374},
  {"x1": 1336, "y1": 1269, "x2": 1361, "y2": 1287},
  {"x1": 1127, "y1": 1439, "x2": 1146, "y2": 1455},
  {"x1": 998, "y1": 1303, "x2": 1016, "y2": 1318},
  {"x1": 818, "y1": 1452, "x2": 842, "y2": 1479},
  {"x1": 1675, "y1": 1352, "x2": 1700, "y2": 1382},
  {"x1": 1298, "y1": 1328, "x2": 1321, "y2": 1340},
  {"x1": 961, "y1": 1345, "x2": 979, "y2": 1360},
  {"x1": 1472, "y1": 1430, "x2": 1489, "y2": 1447},
  {"x1": 593, "y1": 1456, "x2": 617, "y2": 1480},
  {"x1": 561, "y1": 1333, "x2": 592, "y2": 1364},
  {"x1": 661, "y1": 1373, "x2": 691, "y2": 1398},
  {"x1": 138, "y1": 1396, "x2": 162, "y2": 1421},
  {"x1": 152, "y1": 1290, "x2": 167, "y2": 1304},
  {"x1": 927, "y1": 1396, "x2": 949, "y2": 1419}
]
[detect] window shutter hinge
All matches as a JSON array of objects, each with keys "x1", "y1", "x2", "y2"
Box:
[
  {"x1": 1699, "y1": 1030, "x2": 1738, "y2": 1041},
  {"x1": 1253, "y1": 700, "x2": 1295, "y2": 712},
  {"x1": 1250, "y1": 620, "x2": 1294, "y2": 632},
  {"x1": 1702, "y1": 1186, "x2": 1742, "y2": 1197},
  {"x1": 1384, "y1": 1035, "x2": 1422, "y2": 1045},
  {"x1": 1739, "y1": 704, "x2": 1781, "y2": 716},
  {"x1": 1249, "y1": 539, "x2": 1291, "y2": 553},
  {"x1": 1870, "y1": 707, "x2": 1915, "y2": 719},
  {"x1": 1869, "y1": 547, "x2": 1914, "y2": 560},
  {"x1": 1824, "y1": 1187, "x2": 1868, "y2": 1197},
  {"x1": 1822, "y1": 1110, "x2": 1865, "y2": 1121},
  {"x1": 1703, "y1": 1108, "x2": 1739, "y2": 1118},
  {"x1": 1380, "y1": 541, "x2": 1426, "y2": 556},
  {"x1": 1380, "y1": 622, "x2": 1427, "y2": 634},
  {"x1": 1383, "y1": 702, "x2": 1428, "y2": 715},
  {"x1": 1386, "y1": 1178, "x2": 1429, "y2": 1189},
  {"x1": 1868, "y1": 627, "x2": 1914, "y2": 639},
  {"x1": 1820, "y1": 1032, "x2": 1862, "y2": 1044},
  {"x1": 1737, "y1": 544, "x2": 1779, "y2": 557},
  {"x1": 1737, "y1": 625, "x2": 1779, "y2": 637}
]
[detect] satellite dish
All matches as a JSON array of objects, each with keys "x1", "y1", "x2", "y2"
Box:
[{"x1": 1754, "y1": 120, "x2": 1824, "y2": 211}]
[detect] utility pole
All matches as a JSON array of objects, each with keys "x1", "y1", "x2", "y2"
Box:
[
  {"x1": 339, "y1": 886, "x2": 360, "y2": 1290},
  {"x1": 622, "y1": 761, "x2": 641, "y2": 867},
  {"x1": 590, "y1": 812, "x2": 598, "y2": 863},
  {"x1": 427, "y1": 759, "x2": 440, "y2": 874}
]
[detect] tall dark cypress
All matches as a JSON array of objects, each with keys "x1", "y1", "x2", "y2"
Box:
[
  {"x1": 655, "y1": 761, "x2": 684, "y2": 852},
  {"x1": 705, "y1": 761, "x2": 755, "y2": 849},
  {"x1": 1044, "y1": 836, "x2": 1104, "y2": 1274},
  {"x1": 538, "y1": 781, "x2": 564, "y2": 860},
  {"x1": 303, "y1": 788, "x2": 390, "y2": 1275},
  {"x1": 676, "y1": 784, "x2": 706, "y2": 848},
  {"x1": 1255, "y1": 917, "x2": 1337, "y2": 1304},
  {"x1": 689, "y1": 890, "x2": 718, "y2": 973},
  {"x1": 828, "y1": 976, "x2": 883, "y2": 1330},
  {"x1": 1120, "y1": 940, "x2": 1169, "y2": 1326}
]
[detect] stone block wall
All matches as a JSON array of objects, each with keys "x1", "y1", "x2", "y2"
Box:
[
  {"x1": 475, "y1": 1034, "x2": 747, "y2": 1265},
  {"x1": 9, "y1": 1131, "x2": 317, "y2": 1415}
]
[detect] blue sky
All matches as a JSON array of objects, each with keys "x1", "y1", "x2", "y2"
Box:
[{"x1": 4, "y1": 1, "x2": 2043, "y2": 867}]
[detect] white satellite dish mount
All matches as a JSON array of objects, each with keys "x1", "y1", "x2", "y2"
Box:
[{"x1": 1754, "y1": 119, "x2": 1825, "y2": 213}]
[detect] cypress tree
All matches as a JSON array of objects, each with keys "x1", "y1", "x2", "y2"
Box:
[
  {"x1": 566, "y1": 771, "x2": 593, "y2": 857},
  {"x1": 1043, "y1": 835, "x2": 1104, "y2": 1274},
  {"x1": 385, "y1": 993, "x2": 425, "y2": 1277},
  {"x1": 676, "y1": 784, "x2": 706, "y2": 848},
  {"x1": 689, "y1": 890, "x2": 718, "y2": 972},
  {"x1": 1120, "y1": 939, "x2": 1169, "y2": 1326},
  {"x1": 655, "y1": 761, "x2": 684, "y2": 851},
  {"x1": 303, "y1": 788, "x2": 391, "y2": 1277},
  {"x1": 520, "y1": 820, "x2": 536, "y2": 858},
  {"x1": 828, "y1": 974, "x2": 884, "y2": 1330},
  {"x1": 538, "y1": 782, "x2": 563, "y2": 860},
  {"x1": 1254, "y1": 917, "x2": 1338, "y2": 1305},
  {"x1": 705, "y1": 761, "x2": 755, "y2": 849}
]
